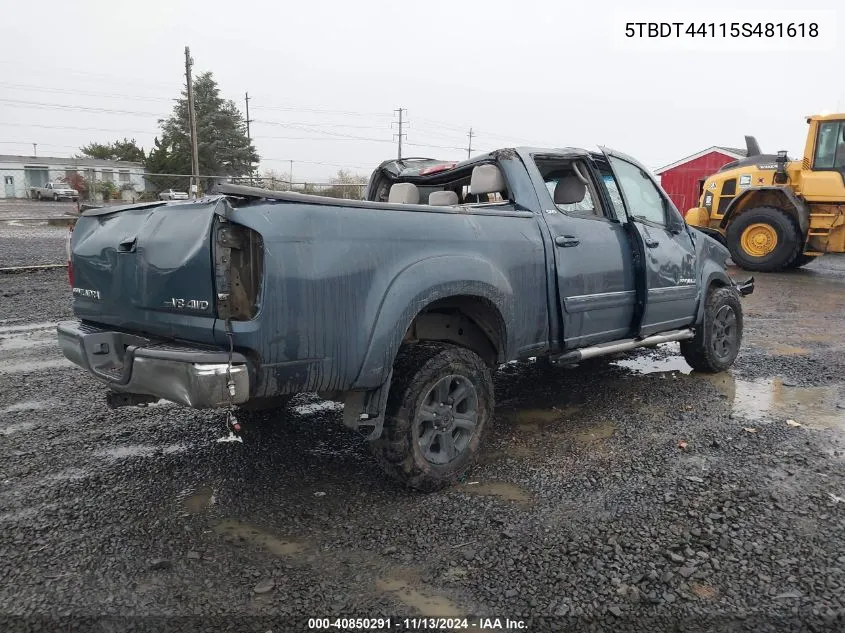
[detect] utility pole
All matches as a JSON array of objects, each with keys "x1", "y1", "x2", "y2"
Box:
[
  {"x1": 393, "y1": 108, "x2": 407, "y2": 160},
  {"x1": 467, "y1": 127, "x2": 474, "y2": 159},
  {"x1": 185, "y1": 46, "x2": 200, "y2": 199},
  {"x1": 32, "y1": 142, "x2": 37, "y2": 157},
  {"x1": 244, "y1": 91, "x2": 253, "y2": 184},
  {"x1": 289, "y1": 160, "x2": 293, "y2": 190}
]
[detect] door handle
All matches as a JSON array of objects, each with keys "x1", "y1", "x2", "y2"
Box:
[
  {"x1": 555, "y1": 235, "x2": 580, "y2": 248},
  {"x1": 644, "y1": 238, "x2": 659, "y2": 248}
]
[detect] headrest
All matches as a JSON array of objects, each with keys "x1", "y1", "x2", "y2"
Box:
[
  {"x1": 428, "y1": 190, "x2": 459, "y2": 206},
  {"x1": 388, "y1": 182, "x2": 419, "y2": 204},
  {"x1": 470, "y1": 164, "x2": 505, "y2": 195},
  {"x1": 553, "y1": 175, "x2": 586, "y2": 205}
]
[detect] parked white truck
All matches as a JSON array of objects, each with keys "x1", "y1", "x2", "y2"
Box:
[{"x1": 31, "y1": 182, "x2": 79, "y2": 201}]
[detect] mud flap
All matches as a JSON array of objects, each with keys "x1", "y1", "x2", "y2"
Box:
[
  {"x1": 733, "y1": 277, "x2": 755, "y2": 296},
  {"x1": 342, "y1": 371, "x2": 393, "y2": 440}
]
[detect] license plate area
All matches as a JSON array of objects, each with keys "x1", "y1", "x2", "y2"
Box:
[{"x1": 81, "y1": 331, "x2": 149, "y2": 383}]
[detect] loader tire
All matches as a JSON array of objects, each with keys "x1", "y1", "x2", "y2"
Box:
[
  {"x1": 726, "y1": 206, "x2": 802, "y2": 272},
  {"x1": 788, "y1": 254, "x2": 816, "y2": 269},
  {"x1": 370, "y1": 342, "x2": 493, "y2": 492},
  {"x1": 681, "y1": 285, "x2": 743, "y2": 373}
]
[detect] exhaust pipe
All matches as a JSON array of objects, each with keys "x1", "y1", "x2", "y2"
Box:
[{"x1": 551, "y1": 328, "x2": 695, "y2": 364}]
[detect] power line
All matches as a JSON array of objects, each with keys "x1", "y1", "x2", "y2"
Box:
[
  {"x1": 0, "y1": 122, "x2": 156, "y2": 135},
  {"x1": 0, "y1": 81, "x2": 174, "y2": 102},
  {"x1": 0, "y1": 98, "x2": 161, "y2": 117},
  {"x1": 0, "y1": 61, "x2": 183, "y2": 89},
  {"x1": 0, "y1": 141, "x2": 80, "y2": 149},
  {"x1": 249, "y1": 103, "x2": 392, "y2": 118}
]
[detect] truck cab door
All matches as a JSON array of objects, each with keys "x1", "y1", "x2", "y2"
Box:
[
  {"x1": 533, "y1": 155, "x2": 637, "y2": 348},
  {"x1": 601, "y1": 149, "x2": 698, "y2": 336}
]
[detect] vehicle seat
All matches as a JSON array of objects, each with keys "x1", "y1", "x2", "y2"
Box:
[
  {"x1": 553, "y1": 174, "x2": 586, "y2": 205},
  {"x1": 388, "y1": 182, "x2": 419, "y2": 204},
  {"x1": 428, "y1": 190, "x2": 459, "y2": 206},
  {"x1": 469, "y1": 164, "x2": 507, "y2": 201}
]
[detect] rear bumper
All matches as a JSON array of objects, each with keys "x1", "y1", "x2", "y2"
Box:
[{"x1": 56, "y1": 320, "x2": 250, "y2": 409}]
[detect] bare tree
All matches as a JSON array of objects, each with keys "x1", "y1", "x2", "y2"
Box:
[{"x1": 323, "y1": 169, "x2": 367, "y2": 200}]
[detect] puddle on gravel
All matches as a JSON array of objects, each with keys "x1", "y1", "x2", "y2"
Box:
[
  {"x1": 214, "y1": 519, "x2": 305, "y2": 557},
  {"x1": 504, "y1": 405, "x2": 581, "y2": 434},
  {"x1": 0, "y1": 322, "x2": 56, "y2": 334},
  {"x1": 573, "y1": 421, "x2": 617, "y2": 443},
  {"x1": 45, "y1": 467, "x2": 90, "y2": 482},
  {"x1": 97, "y1": 443, "x2": 190, "y2": 460},
  {"x1": 707, "y1": 374, "x2": 844, "y2": 429},
  {"x1": 183, "y1": 485, "x2": 216, "y2": 514},
  {"x1": 459, "y1": 481, "x2": 533, "y2": 504},
  {"x1": 377, "y1": 576, "x2": 463, "y2": 617},
  {"x1": 0, "y1": 334, "x2": 56, "y2": 352},
  {"x1": 769, "y1": 344, "x2": 809, "y2": 356},
  {"x1": 691, "y1": 583, "x2": 720, "y2": 600},
  {"x1": 0, "y1": 400, "x2": 53, "y2": 414},
  {"x1": 0, "y1": 358, "x2": 73, "y2": 374},
  {"x1": 0, "y1": 421, "x2": 38, "y2": 435},
  {"x1": 294, "y1": 401, "x2": 344, "y2": 415},
  {"x1": 612, "y1": 352, "x2": 692, "y2": 375}
]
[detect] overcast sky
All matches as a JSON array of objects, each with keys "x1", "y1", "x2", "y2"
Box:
[{"x1": 0, "y1": 0, "x2": 841, "y2": 181}]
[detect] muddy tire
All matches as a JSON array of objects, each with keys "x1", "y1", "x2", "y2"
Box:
[
  {"x1": 370, "y1": 342, "x2": 493, "y2": 492},
  {"x1": 35, "y1": 192, "x2": 41, "y2": 200},
  {"x1": 681, "y1": 285, "x2": 743, "y2": 373},
  {"x1": 726, "y1": 206, "x2": 802, "y2": 272}
]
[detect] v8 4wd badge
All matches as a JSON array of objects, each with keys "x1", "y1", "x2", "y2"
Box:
[{"x1": 163, "y1": 298, "x2": 210, "y2": 310}]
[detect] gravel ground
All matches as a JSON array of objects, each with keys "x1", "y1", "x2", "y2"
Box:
[
  {"x1": 0, "y1": 200, "x2": 80, "y2": 220},
  {"x1": 1, "y1": 262, "x2": 844, "y2": 633},
  {"x1": 0, "y1": 224, "x2": 68, "y2": 267},
  {"x1": 0, "y1": 199, "x2": 127, "y2": 220}
]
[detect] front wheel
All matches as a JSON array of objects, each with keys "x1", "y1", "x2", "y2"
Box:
[
  {"x1": 370, "y1": 342, "x2": 493, "y2": 491},
  {"x1": 681, "y1": 286, "x2": 743, "y2": 373},
  {"x1": 726, "y1": 206, "x2": 802, "y2": 272}
]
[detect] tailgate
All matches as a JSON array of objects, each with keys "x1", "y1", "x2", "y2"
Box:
[{"x1": 70, "y1": 200, "x2": 222, "y2": 344}]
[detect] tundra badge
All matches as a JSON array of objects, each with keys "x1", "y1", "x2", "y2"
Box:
[{"x1": 72, "y1": 287, "x2": 101, "y2": 300}]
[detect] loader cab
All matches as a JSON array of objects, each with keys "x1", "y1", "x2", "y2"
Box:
[{"x1": 801, "y1": 114, "x2": 845, "y2": 201}]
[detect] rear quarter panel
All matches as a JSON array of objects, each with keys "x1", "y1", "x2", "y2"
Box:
[{"x1": 222, "y1": 203, "x2": 549, "y2": 396}]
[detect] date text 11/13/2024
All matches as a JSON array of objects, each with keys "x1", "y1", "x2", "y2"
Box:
[{"x1": 307, "y1": 617, "x2": 528, "y2": 630}]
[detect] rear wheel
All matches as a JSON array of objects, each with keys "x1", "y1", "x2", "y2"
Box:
[
  {"x1": 726, "y1": 206, "x2": 802, "y2": 272},
  {"x1": 681, "y1": 286, "x2": 743, "y2": 373},
  {"x1": 35, "y1": 192, "x2": 41, "y2": 200},
  {"x1": 370, "y1": 342, "x2": 493, "y2": 491},
  {"x1": 53, "y1": 193, "x2": 58, "y2": 202}
]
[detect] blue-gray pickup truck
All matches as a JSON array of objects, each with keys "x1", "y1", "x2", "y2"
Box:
[{"x1": 58, "y1": 147, "x2": 753, "y2": 490}]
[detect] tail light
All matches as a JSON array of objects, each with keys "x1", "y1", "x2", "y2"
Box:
[
  {"x1": 215, "y1": 221, "x2": 263, "y2": 321},
  {"x1": 66, "y1": 223, "x2": 75, "y2": 287}
]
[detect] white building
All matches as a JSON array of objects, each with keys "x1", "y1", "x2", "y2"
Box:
[{"x1": 0, "y1": 154, "x2": 146, "y2": 199}]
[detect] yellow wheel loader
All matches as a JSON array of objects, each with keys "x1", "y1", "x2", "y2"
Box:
[{"x1": 685, "y1": 113, "x2": 845, "y2": 271}]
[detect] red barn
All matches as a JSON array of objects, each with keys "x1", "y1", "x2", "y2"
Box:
[{"x1": 655, "y1": 146, "x2": 747, "y2": 217}]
